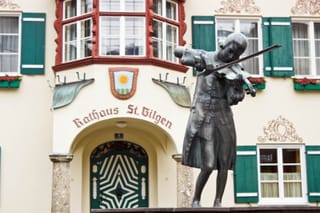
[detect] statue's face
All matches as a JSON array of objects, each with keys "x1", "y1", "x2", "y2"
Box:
[{"x1": 217, "y1": 41, "x2": 245, "y2": 63}]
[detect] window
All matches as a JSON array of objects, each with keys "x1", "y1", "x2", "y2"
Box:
[
  {"x1": 258, "y1": 145, "x2": 307, "y2": 204},
  {"x1": 100, "y1": 17, "x2": 145, "y2": 56},
  {"x1": 56, "y1": 0, "x2": 185, "y2": 71},
  {"x1": 99, "y1": 0, "x2": 145, "y2": 56},
  {"x1": 152, "y1": 0, "x2": 179, "y2": 63},
  {"x1": 292, "y1": 21, "x2": 320, "y2": 76},
  {"x1": 63, "y1": 0, "x2": 92, "y2": 62},
  {"x1": 0, "y1": 13, "x2": 46, "y2": 75},
  {"x1": 216, "y1": 18, "x2": 262, "y2": 75},
  {"x1": 0, "y1": 15, "x2": 20, "y2": 74}
]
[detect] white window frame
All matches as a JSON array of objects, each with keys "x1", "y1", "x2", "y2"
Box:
[
  {"x1": 257, "y1": 144, "x2": 308, "y2": 205},
  {"x1": 63, "y1": 18, "x2": 92, "y2": 62},
  {"x1": 292, "y1": 19, "x2": 320, "y2": 77},
  {"x1": 99, "y1": 0, "x2": 145, "y2": 12},
  {"x1": 99, "y1": 16, "x2": 146, "y2": 56},
  {"x1": 153, "y1": 0, "x2": 178, "y2": 21},
  {"x1": 0, "y1": 13, "x2": 21, "y2": 76},
  {"x1": 63, "y1": 0, "x2": 92, "y2": 20},
  {"x1": 215, "y1": 17, "x2": 263, "y2": 76},
  {"x1": 152, "y1": 20, "x2": 178, "y2": 63}
]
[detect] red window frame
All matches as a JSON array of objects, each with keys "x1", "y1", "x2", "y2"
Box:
[{"x1": 53, "y1": 0, "x2": 187, "y2": 72}]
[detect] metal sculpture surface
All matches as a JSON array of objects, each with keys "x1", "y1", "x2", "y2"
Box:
[{"x1": 175, "y1": 32, "x2": 279, "y2": 207}]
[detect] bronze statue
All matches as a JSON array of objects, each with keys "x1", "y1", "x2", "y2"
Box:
[{"x1": 174, "y1": 33, "x2": 276, "y2": 207}]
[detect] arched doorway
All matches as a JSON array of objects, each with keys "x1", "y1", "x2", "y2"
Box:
[{"x1": 90, "y1": 140, "x2": 148, "y2": 209}]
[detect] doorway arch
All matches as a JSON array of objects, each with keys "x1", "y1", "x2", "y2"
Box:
[{"x1": 90, "y1": 140, "x2": 148, "y2": 209}]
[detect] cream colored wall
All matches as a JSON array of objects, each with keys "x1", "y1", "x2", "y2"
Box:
[
  {"x1": 0, "y1": 0, "x2": 56, "y2": 213},
  {"x1": 52, "y1": 64, "x2": 190, "y2": 154},
  {"x1": 1, "y1": 0, "x2": 319, "y2": 212}
]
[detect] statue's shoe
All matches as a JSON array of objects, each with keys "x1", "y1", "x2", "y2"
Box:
[
  {"x1": 192, "y1": 200, "x2": 201, "y2": 208},
  {"x1": 214, "y1": 199, "x2": 221, "y2": 207}
]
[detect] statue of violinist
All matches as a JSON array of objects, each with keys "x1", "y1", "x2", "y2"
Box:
[{"x1": 174, "y1": 32, "x2": 278, "y2": 208}]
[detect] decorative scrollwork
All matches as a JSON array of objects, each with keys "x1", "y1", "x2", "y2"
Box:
[
  {"x1": 215, "y1": 0, "x2": 260, "y2": 15},
  {"x1": 0, "y1": 0, "x2": 20, "y2": 9},
  {"x1": 291, "y1": 0, "x2": 320, "y2": 16},
  {"x1": 258, "y1": 116, "x2": 303, "y2": 143}
]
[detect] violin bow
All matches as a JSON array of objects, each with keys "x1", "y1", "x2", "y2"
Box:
[{"x1": 198, "y1": 44, "x2": 281, "y2": 76}]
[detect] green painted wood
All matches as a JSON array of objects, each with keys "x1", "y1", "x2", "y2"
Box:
[
  {"x1": 234, "y1": 146, "x2": 259, "y2": 203},
  {"x1": 262, "y1": 17, "x2": 294, "y2": 77},
  {"x1": 21, "y1": 13, "x2": 46, "y2": 75},
  {"x1": 306, "y1": 146, "x2": 320, "y2": 202}
]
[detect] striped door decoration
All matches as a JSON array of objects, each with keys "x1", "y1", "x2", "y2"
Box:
[{"x1": 91, "y1": 141, "x2": 148, "y2": 209}]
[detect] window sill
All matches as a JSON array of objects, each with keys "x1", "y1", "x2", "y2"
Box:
[
  {"x1": 246, "y1": 77, "x2": 266, "y2": 90},
  {"x1": 293, "y1": 77, "x2": 320, "y2": 91},
  {"x1": 0, "y1": 76, "x2": 22, "y2": 88},
  {"x1": 52, "y1": 57, "x2": 188, "y2": 73}
]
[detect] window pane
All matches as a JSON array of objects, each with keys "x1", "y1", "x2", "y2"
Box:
[
  {"x1": 100, "y1": 0, "x2": 144, "y2": 12},
  {"x1": 293, "y1": 23, "x2": 310, "y2": 75},
  {"x1": 125, "y1": 17, "x2": 145, "y2": 55},
  {"x1": 0, "y1": 17, "x2": 19, "y2": 73},
  {"x1": 152, "y1": 20, "x2": 163, "y2": 59},
  {"x1": 260, "y1": 149, "x2": 277, "y2": 163},
  {"x1": 81, "y1": 0, "x2": 92, "y2": 14},
  {"x1": 153, "y1": 0, "x2": 162, "y2": 16},
  {"x1": 166, "y1": 1, "x2": 177, "y2": 20},
  {"x1": 284, "y1": 182, "x2": 302, "y2": 197},
  {"x1": 261, "y1": 183, "x2": 279, "y2": 198},
  {"x1": 0, "y1": 55, "x2": 18, "y2": 73},
  {"x1": 125, "y1": 0, "x2": 145, "y2": 12},
  {"x1": 283, "y1": 149, "x2": 300, "y2": 163},
  {"x1": 217, "y1": 20, "x2": 234, "y2": 39},
  {"x1": 314, "y1": 23, "x2": 320, "y2": 73},
  {"x1": 80, "y1": 19, "x2": 92, "y2": 58},
  {"x1": 100, "y1": 0, "x2": 120, "y2": 11},
  {"x1": 101, "y1": 17, "x2": 120, "y2": 55},
  {"x1": 65, "y1": 0, "x2": 77, "y2": 18},
  {"x1": 64, "y1": 23, "x2": 77, "y2": 61},
  {"x1": 240, "y1": 21, "x2": 258, "y2": 38},
  {"x1": 166, "y1": 24, "x2": 177, "y2": 62}
]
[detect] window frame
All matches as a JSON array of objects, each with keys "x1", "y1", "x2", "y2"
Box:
[
  {"x1": 292, "y1": 19, "x2": 320, "y2": 77},
  {"x1": 63, "y1": 0, "x2": 93, "y2": 20},
  {"x1": 99, "y1": 15, "x2": 146, "y2": 57},
  {"x1": 0, "y1": 13, "x2": 21, "y2": 76},
  {"x1": 257, "y1": 144, "x2": 308, "y2": 205},
  {"x1": 54, "y1": 0, "x2": 187, "y2": 72},
  {"x1": 152, "y1": 0, "x2": 179, "y2": 63},
  {"x1": 215, "y1": 17, "x2": 263, "y2": 76},
  {"x1": 63, "y1": 17, "x2": 93, "y2": 62}
]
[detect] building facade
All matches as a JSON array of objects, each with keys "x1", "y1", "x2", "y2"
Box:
[{"x1": 0, "y1": 0, "x2": 320, "y2": 212}]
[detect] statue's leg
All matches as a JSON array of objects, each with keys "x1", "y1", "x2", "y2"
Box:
[
  {"x1": 214, "y1": 169, "x2": 228, "y2": 207},
  {"x1": 192, "y1": 168, "x2": 212, "y2": 207}
]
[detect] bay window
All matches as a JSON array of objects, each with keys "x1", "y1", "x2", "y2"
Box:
[
  {"x1": 57, "y1": 0, "x2": 185, "y2": 71},
  {"x1": 292, "y1": 21, "x2": 320, "y2": 76},
  {"x1": 0, "y1": 15, "x2": 20, "y2": 74},
  {"x1": 216, "y1": 18, "x2": 261, "y2": 75}
]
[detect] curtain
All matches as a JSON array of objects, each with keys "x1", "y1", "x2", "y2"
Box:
[
  {"x1": 0, "y1": 17, "x2": 19, "y2": 73},
  {"x1": 292, "y1": 23, "x2": 309, "y2": 75},
  {"x1": 261, "y1": 172, "x2": 302, "y2": 198}
]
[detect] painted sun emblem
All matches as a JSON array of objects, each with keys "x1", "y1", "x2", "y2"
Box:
[
  {"x1": 119, "y1": 74, "x2": 129, "y2": 85},
  {"x1": 109, "y1": 67, "x2": 139, "y2": 100}
]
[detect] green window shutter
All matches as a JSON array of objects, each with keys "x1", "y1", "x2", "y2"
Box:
[
  {"x1": 234, "y1": 146, "x2": 259, "y2": 203},
  {"x1": 262, "y1": 17, "x2": 294, "y2": 77},
  {"x1": 191, "y1": 16, "x2": 215, "y2": 76},
  {"x1": 306, "y1": 146, "x2": 320, "y2": 202},
  {"x1": 21, "y1": 13, "x2": 46, "y2": 75}
]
